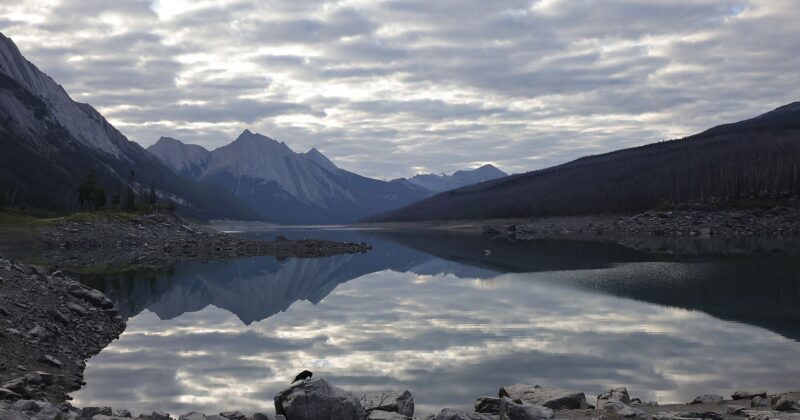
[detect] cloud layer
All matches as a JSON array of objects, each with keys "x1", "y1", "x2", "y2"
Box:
[{"x1": 2, "y1": 0, "x2": 799, "y2": 178}]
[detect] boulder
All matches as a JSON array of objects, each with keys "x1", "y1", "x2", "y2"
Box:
[
  {"x1": 433, "y1": 409, "x2": 494, "y2": 420},
  {"x1": 727, "y1": 405, "x2": 747, "y2": 415},
  {"x1": 474, "y1": 396, "x2": 501, "y2": 414},
  {"x1": 179, "y1": 413, "x2": 207, "y2": 420},
  {"x1": 68, "y1": 287, "x2": 114, "y2": 309},
  {"x1": 360, "y1": 391, "x2": 414, "y2": 417},
  {"x1": 114, "y1": 409, "x2": 133, "y2": 418},
  {"x1": 138, "y1": 412, "x2": 172, "y2": 420},
  {"x1": 752, "y1": 395, "x2": 770, "y2": 408},
  {"x1": 499, "y1": 384, "x2": 587, "y2": 410},
  {"x1": 731, "y1": 390, "x2": 767, "y2": 400},
  {"x1": 596, "y1": 387, "x2": 631, "y2": 410},
  {"x1": 251, "y1": 414, "x2": 271, "y2": 420},
  {"x1": 366, "y1": 410, "x2": 409, "y2": 420},
  {"x1": 599, "y1": 399, "x2": 645, "y2": 418},
  {"x1": 274, "y1": 378, "x2": 366, "y2": 420},
  {"x1": 773, "y1": 394, "x2": 800, "y2": 412},
  {"x1": 687, "y1": 395, "x2": 723, "y2": 405},
  {"x1": 499, "y1": 397, "x2": 554, "y2": 420},
  {"x1": 0, "y1": 388, "x2": 20, "y2": 400},
  {"x1": 219, "y1": 411, "x2": 247, "y2": 420}
]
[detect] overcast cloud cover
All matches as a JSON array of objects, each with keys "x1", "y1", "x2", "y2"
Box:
[{"x1": 1, "y1": 0, "x2": 798, "y2": 178}]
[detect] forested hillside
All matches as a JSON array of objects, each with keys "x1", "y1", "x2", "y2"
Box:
[{"x1": 367, "y1": 102, "x2": 800, "y2": 222}]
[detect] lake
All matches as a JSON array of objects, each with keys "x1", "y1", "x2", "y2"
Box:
[{"x1": 71, "y1": 228, "x2": 800, "y2": 416}]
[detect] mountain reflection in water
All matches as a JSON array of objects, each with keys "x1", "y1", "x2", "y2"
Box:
[{"x1": 74, "y1": 229, "x2": 800, "y2": 416}]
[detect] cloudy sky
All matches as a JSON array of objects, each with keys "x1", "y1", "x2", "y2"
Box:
[{"x1": 1, "y1": 0, "x2": 798, "y2": 178}]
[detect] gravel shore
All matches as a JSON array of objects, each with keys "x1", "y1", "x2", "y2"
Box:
[
  {"x1": 0, "y1": 258, "x2": 126, "y2": 404},
  {"x1": 31, "y1": 213, "x2": 371, "y2": 272}
]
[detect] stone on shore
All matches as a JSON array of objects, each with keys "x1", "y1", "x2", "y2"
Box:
[
  {"x1": 360, "y1": 390, "x2": 414, "y2": 417},
  {"x1": 138, "y1": 411, "x2": 173, "y2": 420},
  {"x1": 598, "y1": 399, "x2": 645, "y2": 418},
  {"x1": 772, "y1": 393, "x2": 800, "y2": 412},
  {"x1": 596, "y1": 387, "x2": 631, "y2": 410},
  {"x1": 499, "y1": 384, "x2": 588, "y2": 410},
  {"x1": 219, "y1": 411, "x2": 248, "y2": 420},
  {"x1": 474, "y1": 396, "x2": 501, "y2": 414},
  {"x1": 731, "y1": 390, "x2": 767, "y2": 400},
  {"x1": 499, "y1": 396, "x2": 554, "y2": 420},
  {"x1": 687, "y1": 395, "x2": 723, "y2": 405},
  {"x1": 274, "y1": 378, "x2": 366, "y2": 420},
  {"x1": 652, "y1": 412, "x2": 723, "y2": 420}
]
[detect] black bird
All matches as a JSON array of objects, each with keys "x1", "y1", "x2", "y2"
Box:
[{"x1": 292, "y1": 370, "x2": 313, "y2": 383}]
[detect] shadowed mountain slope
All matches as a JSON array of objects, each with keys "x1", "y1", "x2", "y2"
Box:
[
  {"x1": 367, "y1": 102, "x2": 800, "y2": 222},
  {"x1": 0, "y1": 32, "x2": 257, "y2": 220}
]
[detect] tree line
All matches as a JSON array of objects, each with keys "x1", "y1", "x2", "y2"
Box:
[{"x1": 368, "y1": 127, "x2": 800, "y2": 222}]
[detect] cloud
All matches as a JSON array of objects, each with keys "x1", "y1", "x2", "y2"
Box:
[{"x1": 1, "y1": 0, "x2": 798, "y2": 178}]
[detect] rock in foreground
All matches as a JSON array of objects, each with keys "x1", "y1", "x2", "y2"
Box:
[
  {"x1": 274, "y1": 378, "x2": 366, "y2": 420},
  {"x1": 499, "y1": 384, "x2": 588, "y2": 410}
]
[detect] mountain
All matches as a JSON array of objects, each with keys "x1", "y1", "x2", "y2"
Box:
[
  {"x1": 0, "y1": 32, "x2": 258, "y2": 220},
  {"x1": 146, "y1": 137, "x2": 210, "y2": 179},
  {"x1": 148, "y1": 131, "x2": 431, "y2": 224},
  {"x1": 404, "y1": 164, "x2": 508, "y2": 192},
  {"x1": 367, "y1": 102, "x2": 800, "y2": 222}
]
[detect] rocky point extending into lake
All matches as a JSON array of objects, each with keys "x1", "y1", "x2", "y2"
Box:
[{"x1": 14, "y1": 212, "x2": 371, "y2": 273}]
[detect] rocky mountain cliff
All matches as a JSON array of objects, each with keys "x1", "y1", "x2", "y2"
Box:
[
  {"x1": 149, "y1": 132, "x2": 431, "y2": 224},
  {"x1": 404, "y1": 164, "x2": 508, "y2": 192},
  {"x1": 0, "y1": 32, "x2": 257, "y2": 220}
]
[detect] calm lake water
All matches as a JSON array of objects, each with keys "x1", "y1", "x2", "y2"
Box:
[{"x1": 71, "y1": 228, "x2": 800, "y2": 416}]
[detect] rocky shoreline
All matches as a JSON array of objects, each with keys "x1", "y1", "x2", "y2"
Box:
[
  {"x1": 31, "y1": 213, "x2": 371, "y2": 272},
  {"x1": 514, "y1": 207, "x2": 800, "y2": 239},
  {"x1": 479, "y1": 206, "x2": 800, "y2": 257},
  {"x1": 0, "y1": 258, "x2": 126, "y2": 404},
  {"x1": 2, "y1": 374, "x2": 799, "y2": 419}
]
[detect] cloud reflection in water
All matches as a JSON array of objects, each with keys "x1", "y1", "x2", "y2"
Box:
[{"x1": 71, "y1": 247, "x2": 800, "y2": 416}]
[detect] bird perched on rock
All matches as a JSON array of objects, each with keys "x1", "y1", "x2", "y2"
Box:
[{"x1": 292, "y1": 370, "x2": 313, "y2": 383}]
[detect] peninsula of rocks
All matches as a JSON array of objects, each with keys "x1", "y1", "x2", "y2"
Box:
[{"x1": 6, "y1": 212, "x2": 371, "y2": 273}]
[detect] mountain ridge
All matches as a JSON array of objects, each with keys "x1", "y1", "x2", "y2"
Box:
[
  {"x1": 367, "y1": 101, "x2": 800, "y2": 222},
  {"x1": 148, "y1": 131, "x2": 432, "y2": 224},
  {"x1": 403, "y1": 164, "x2": 508, "y2": 192},
  {"x1": 0, "y1": 32, "x2": 258, "y2": 220}
]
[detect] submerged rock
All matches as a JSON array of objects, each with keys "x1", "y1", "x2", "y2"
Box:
[
  {"x1": 499, "y1": 384, "x2": 587, "y2": 410},
  {"x1": 274, "y1": 378, "x2": 366, "y2": 420}
]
